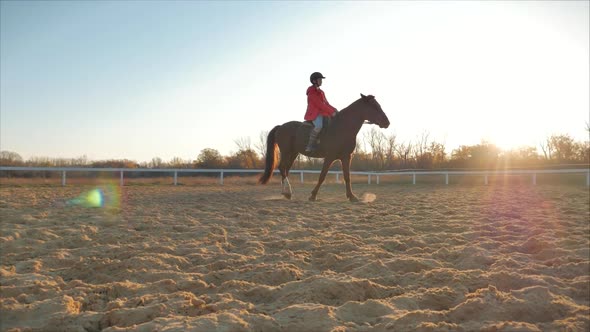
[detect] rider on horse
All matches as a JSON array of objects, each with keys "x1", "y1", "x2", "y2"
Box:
[{"x1": 304, "y1": 72, "x2": 338, "y2": 152}]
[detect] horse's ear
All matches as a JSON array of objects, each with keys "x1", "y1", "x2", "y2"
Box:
[{"x1": 360, "y1": 93, "x2": 366, "y2": 99}]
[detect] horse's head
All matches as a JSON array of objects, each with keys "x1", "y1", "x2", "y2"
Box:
[{"x1": 360, "y1": 94, "x2": 390, "y2": 128}]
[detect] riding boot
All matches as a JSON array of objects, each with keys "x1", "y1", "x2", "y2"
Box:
[{"x1": 305, "y1": 128, "x2": 321, "y2": 152}]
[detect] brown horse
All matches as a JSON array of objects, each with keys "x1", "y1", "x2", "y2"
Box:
[{"x1": 258, "y1": 93, "x2": 390, "y2": 202}]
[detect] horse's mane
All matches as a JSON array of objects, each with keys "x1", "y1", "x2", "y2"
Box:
[{"x1": 333, "y1": 95, "x2": 375, "y2": 121}]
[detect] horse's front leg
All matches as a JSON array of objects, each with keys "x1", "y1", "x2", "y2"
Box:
[
  {"x1": 341, "y1": 155, "x2": 358, "y2": 202},
  {"x1": 309, "y1": 158, "x2": 335, "y2": 201}
]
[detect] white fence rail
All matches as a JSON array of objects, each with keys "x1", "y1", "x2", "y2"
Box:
[{"x1": 1, "y1": 166, "x2": 589, "y2": 186}]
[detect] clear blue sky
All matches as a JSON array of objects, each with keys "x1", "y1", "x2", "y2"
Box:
[{"x1": 1, "y1": 0, "x2": 588, "y2": 162}]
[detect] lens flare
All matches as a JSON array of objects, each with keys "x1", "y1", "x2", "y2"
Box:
[{"x1": 67, "y1": 183, "x2": 121, "y2": 210}]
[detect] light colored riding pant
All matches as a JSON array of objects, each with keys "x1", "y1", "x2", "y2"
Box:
[{"x1": 313, "y1": 116, "x2": 324, "y2": 129}]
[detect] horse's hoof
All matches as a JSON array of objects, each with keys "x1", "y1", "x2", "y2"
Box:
[
  {"x1": 308, "y1": 196, "x2": 317, "y2": 201},
  {"x1": 282, "y1": 193, "x2": 292, "y2": 200},
  {"x1": 349, "y1": 195, "x2": 359, "y2": 202}
]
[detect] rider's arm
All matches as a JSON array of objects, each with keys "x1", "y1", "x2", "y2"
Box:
[
  {"x1": 308, "y1": 89, "x2": 335, "y2": 116},
  {"x1": 323, "y1": 96, "x2": 338, "y2": 116}
]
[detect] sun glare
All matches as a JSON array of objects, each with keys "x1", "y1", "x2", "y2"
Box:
[
  {"x1": 493, "y1": 137, "x2": 531, "y2": 152},
  {"x1": 482, "y1": 126, "x2": 540, "y2": 152}
]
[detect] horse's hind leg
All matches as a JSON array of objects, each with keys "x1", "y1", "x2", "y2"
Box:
[{"x1": 279, "y1": 152, "x2": 298, "y2": 199}]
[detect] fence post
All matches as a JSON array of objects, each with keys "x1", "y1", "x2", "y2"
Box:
[
  {"x1": 586, "y1": 171, "x2": 589, "y2": 187},
  {"x1": 376, "y1": 174, "x2": 380, "y2": 185},
  {"x1": 532, "y1": 173, "x2": 537, "y2": 185},
  {"x1": 336, "y1": 173, "x2": 340, "y2": 183},
  {"x1": 368, "y1": 174, "x2": 371, "y2": 184},
  {"x1": 412, "y1": 173, "x2": 416, "y2": 185},
  {"x1": 484, "y1": 174, "x2": 488, "y2": 185},
  {"x1": 174, "y1": 171, "x2": 178, "y2": 186},
  {"x1": 300, "y1": 171, "x2": 304, "y2": 184},
  {"x1": 120, "y1": 171, "x2": 124, "y2": 186},
  {"x1": 445, "y1": 173, "x2": 449, "y2": 185},
  {"x1": 220, "y1": 171, "x2": 224, "y2": 185},
  {"x1": 62, "y1": 171, "x2": 66, "y2": 186}
]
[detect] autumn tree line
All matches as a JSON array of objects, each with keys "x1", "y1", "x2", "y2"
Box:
[{"x1": 1, "y1": 131, "x2": 588, "y2": 175}]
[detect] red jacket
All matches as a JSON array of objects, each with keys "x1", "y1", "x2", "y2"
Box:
[{"x1": 304, "y1": 85, "x2": 336, "y2": 121}]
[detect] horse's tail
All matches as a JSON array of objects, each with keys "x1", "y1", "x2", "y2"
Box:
[{"x1": 258, "y1": 125, "x2": 280, "y2": 184}]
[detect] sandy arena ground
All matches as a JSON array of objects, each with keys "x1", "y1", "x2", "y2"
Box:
[{"x1": 1, "y1": 181, "x2": 589, "y2": 331}]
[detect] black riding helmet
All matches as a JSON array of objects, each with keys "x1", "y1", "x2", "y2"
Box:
[{"x1": 310, "y1": 72, "x2": 326, "y2": 84}]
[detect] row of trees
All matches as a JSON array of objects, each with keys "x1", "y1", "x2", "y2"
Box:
[{"x1": 1, "y1": 132, "x2": 588, "y2": 171}]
